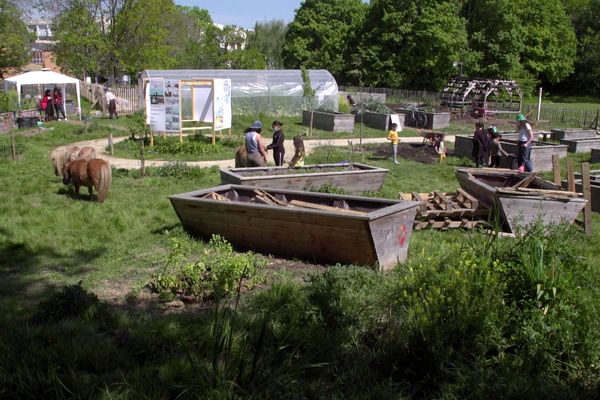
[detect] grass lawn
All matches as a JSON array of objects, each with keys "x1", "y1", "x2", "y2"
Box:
[{"x1": 0, "y1": 113, "x2": 598, "y2": 398}]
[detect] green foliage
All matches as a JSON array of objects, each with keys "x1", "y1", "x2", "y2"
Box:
[
  {"x1": 246, "y1": 19, "x2": 288, "y2": 69},
  {"x1": 308, "y1": 183, "x2": 347, "y2": 194},
  {"x1": 361, "y1": 98, "x2": 392, "y2": 114},
  {"x1": 359, "y1": 0, "x2": 471, "y2": 90},
  {"x1": 0, "y1": 0, "x2": 34, "y2": 78},
  {"x1": 52, "y1": 2, "x2": 105, "y2": 79},
  {"x1": 149, "y1": 235, "x2": 264, "y2": 301},
  {"x1": 282, "y1": 0, "x2": 368, "y2": 79}
]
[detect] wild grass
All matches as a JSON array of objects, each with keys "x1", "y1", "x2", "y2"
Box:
[{"x1": 0, "y1": 113, "x2": 599, "y2": 398}]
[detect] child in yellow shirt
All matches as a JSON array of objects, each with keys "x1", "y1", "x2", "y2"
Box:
[{"x1": 387, "y1": 123, "x2": 399, "y2": 164}]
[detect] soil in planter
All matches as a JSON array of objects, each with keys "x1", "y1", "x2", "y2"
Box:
[{"x1": 367, "y1": 143, "x2": 442, "y2": 164}]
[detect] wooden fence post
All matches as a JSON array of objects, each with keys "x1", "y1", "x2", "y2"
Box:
[
  {"x1": 108, "y1": 133, "x2": 114, "y2": 155},
  {"x1": 581, "y1": 162, "x2": 592, "y2": 236},
  {"x1": 567, "y1": 158, "x2": 575, "y2": 192},
  {"x1": 10, "y1": 130, "x2": 16, "y2": 160},
  {"x1": 552, "y1": 154, "x2": 561, "y2": 186}
]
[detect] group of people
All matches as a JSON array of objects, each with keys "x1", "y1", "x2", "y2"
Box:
[
  {"x1": 472, "y1": 113, "x2": 534, "y2": 172},
  {"x1": 39, "y1": 87, "x2": 67, "y2": 122},
  {"x1": 242, "y1": 120, "x2": 305, "y2": 168}
]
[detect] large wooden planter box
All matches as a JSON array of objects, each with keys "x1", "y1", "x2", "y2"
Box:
[
  {"x1": 591, "y1": 148, "x2": 600, "y2": 163},
  {"x1": 302, "y1": 110, "x2": 354, "y2": 132},
  {"x1": 220, "y1": 162, "x2": 388, "y2": 194},
  {"x1": 425, "y1": 112, "x2": 451, "y2": 129},
  {"x1": 361, "y1": 111, "x2": 405, "y2": 131},
  {"x1": 169, "y1": 185, "x2": 420, "y2": 270},
  {"x1": 551, "y1": 129, "x2": 597, "y2": 141},
  {"x1": 559, "y1": 138, "x2": 600, "y2": 153},
  {"x1": 454, "y1": 135, "x2": 568, "y2": 172},
  {"x1": 394, "y1": 109, "x2": 450, "y2": 129},
  {"x1": 561, "y1": 179, "x2": 600, "y2": 213}
]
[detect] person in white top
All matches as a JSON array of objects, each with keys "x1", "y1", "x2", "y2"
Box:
[
  {"x1": 104, "y1": 87, "x2": 118, "y2": 119},
  {"x1": 515, "y1": 113, "x2": 534, "y2": 172}
]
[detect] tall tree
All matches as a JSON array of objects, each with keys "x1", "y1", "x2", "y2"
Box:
[
  {"x1": 282, "y1": 0, "x2": 367, "y2": 79},
  {"x1": 358, "y1": 0, "x2": 471, "y2": 90},
  {"x1": 172, "y1": 6, "x2": 221, "y2": 69},
  {"x1": 53, "y1": 0, "x2": 104, "y2": 80},
  {"x1": 246, "y1": 19, "x2": 288, "y2": 69},
  {"x1": 0, "y1": 0, "x2": 34, "y2": 78}
]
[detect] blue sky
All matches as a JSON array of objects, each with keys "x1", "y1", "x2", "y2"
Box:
[{"x1": 175, "y1": 0, "x2": 302, "y2": 29}]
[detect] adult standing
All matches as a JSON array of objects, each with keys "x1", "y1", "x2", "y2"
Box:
[
  {"x1": 516, "y1": 113, "x2": 534, "y2": 172},
  {"x1": 41, "y1": 89, "x2": 55, "y2": 122},
  {"x1": 53, "y1": 87, "x2": 67, "y2": 120},
  {"x1": 472, "y1": 121, "x2": 489, "y2": 167},
  {"x1": 104, "y1": 87, "x2": 118, "y2": 119},
  {"x1": 245, "y1": 121, "x2": 268, "y2": 167},
  {"x1": 266, "y1": 120, "x2": 285, "y2": 166}
]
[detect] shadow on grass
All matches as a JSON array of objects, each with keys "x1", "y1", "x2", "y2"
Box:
[
  {"x1": 57, "y1": 187, "x2": 101, "y2": 202},
  {"x1": 0, "y1": 230, "x2": 106, "y2": 305}
]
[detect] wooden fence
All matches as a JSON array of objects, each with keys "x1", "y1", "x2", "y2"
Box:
[
  {"x1": 522, "y1": 104, "x2": 600, "y2": 128},
  {"x1": 79, "y1": 81, "x2": 141, "y2": 115}
]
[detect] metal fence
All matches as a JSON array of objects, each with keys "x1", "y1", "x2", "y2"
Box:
[
  {"x1": 339, "y1": 86, "x2": 441, "y2": 107},
  {"x1": 79, "y1": 81, "x2": 141, "y2": 115}
]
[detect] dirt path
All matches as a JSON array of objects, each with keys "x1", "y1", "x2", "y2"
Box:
[{"x1": 71, "y1": 134, "x2": 457, "y2": 170}]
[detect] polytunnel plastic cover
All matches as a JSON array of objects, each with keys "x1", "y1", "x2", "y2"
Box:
[{"x1": 140, "y1": 69, "x2": 339, "y2": 115}]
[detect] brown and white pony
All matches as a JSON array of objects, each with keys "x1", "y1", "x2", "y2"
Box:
[
  {"x1": 51, "y1": 145, "x2": 97, "y2": 176},
  {"x1": 62, "y1": 159, "x2": 112, "y2": 203}
]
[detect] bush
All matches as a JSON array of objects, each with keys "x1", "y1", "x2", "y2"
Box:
[{"x1": 149, "y1": 235, "x2": 264, "y2": 301}]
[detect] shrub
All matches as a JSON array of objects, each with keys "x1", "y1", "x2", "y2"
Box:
[{"x1": 149, "y1": 235, "x2": 264, "y2": 301}]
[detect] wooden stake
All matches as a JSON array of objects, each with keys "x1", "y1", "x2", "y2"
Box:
[
  {"x1": 581, "y1": 162, "x2": 593, "y2": 236},
  {"x1": 567, "y1": 159, "x2": 575, "y2": 192},
  {"x1": 10, "y1": 130, "x2": 16, "y2": 160},
  {"x1": 552, "y1": 154, "x2": 561, "y2": 186},
  {"x1": 150, "y1": 132, "x2": 154, "y2": 147},
  {"x1": 108, "y1": 133, "x2": 114, "y2": 155}
]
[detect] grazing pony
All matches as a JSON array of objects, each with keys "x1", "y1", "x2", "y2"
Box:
[
  {"x1": 62, "y1": 159, "x2": 112, "y2": 203},
  {"x1": 51, "y1": 145, "x2": 97, "y2": 176},
  {"x1": 234, "y1": 145, "x2": 248, "y2": 168}
]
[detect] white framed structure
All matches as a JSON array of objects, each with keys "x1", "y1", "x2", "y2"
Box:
[{"x1": 143, "y1": 77, "x2": 232, "y2": 143}]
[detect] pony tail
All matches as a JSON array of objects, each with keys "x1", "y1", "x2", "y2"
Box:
[{"x1": 96, "y1": 161, "x2": 112, "y2": 203}]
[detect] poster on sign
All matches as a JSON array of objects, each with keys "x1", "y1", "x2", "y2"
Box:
[
  {"x1": 164, "y1": 79, "x2": 180, "y2": 132},
  {"x1": 148, "y1": 78, "x2": 165, "y2": 132},
  {"x1": 213, "y1": 78, "x2": 232, "y2": 130}
]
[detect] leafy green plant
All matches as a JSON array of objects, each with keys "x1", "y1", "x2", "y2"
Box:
[{"x1": 149, "y1": 235, "x2": 264, "y2": 301}]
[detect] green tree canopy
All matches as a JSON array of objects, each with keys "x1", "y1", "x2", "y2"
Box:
[
  {"x1": 246, "y1": 19, "x2": 288, "y2": 69},
  {"x1": 52, "y1": 0, "x2": 104, "y2": 79},
  {"x1": 282, "y1": 0, "x2": 367, "y2": 79},
  {"x1": 0, "y1": 0, "x2": 34, "y2": 78},
  {"x1": 358, "y1": 0, "x2": 470, "y2": 90}
]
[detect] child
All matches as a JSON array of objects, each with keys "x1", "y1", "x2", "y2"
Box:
[
  {"x1": 488, "y1": 128, "x2": 508, "y2": 168},
  {"x1": 387, "y1": 123, "x2": 400, "y2": 164},
  {"x1": 472, "y1": 121, "x2": 489, "y2": 167},
  {"x1": 288, "y1": 134, "x2": 305, "y2": 167}
]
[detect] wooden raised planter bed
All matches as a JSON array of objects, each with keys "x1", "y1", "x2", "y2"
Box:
[
  {"x1": 591, "y1": 148, "x2": 600, "y2": 163},
  {"x1": 169, "y1": 184, "x2": 420, "y2": 270},
  {"x1": 559, "y1": 138, "x2": 600, "y2": 153},
  {"x1": 302, "y1": 110, "x2": 354, "y2": 132},
  {"x1": 220, "y1": 162, "x2": 388, "y2": 194},
  {"x1": 395, "y1": 109, "x2": 450, "y2": 129},
  {"x1": 454, "y1": 135, "x2": 568, "y2": 172},
  {"x1": 361, "y1": 111, "x2": 405, "y2": 131},
  {"x1": 561, "y1": 178, "x2": 600, "y2": 213},
  {"x1": 551, "y1": 129, "x2": 597, "y2": 141}
]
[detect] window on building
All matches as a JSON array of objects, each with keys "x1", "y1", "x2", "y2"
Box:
[{"x1": 31, "y1": 51, "x2": 43, "y2": 64}]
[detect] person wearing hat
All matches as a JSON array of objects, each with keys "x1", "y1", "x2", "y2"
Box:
[
  {"x1": 104, "y1": 87, "x2": 118, "y2": 119},
  {"x1": 245, "y1": 120, "x2": 268, "y2": 167},
  {"x1": 516, "y1": 113, "x2": 534, "y2": 172},
  {"x1": 266, "y1": 120, "x2": 285, "y2": 166}
]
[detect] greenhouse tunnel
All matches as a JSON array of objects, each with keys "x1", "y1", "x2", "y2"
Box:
[{"x1": 140, "y1": 69, "x2": 339, "y2": 116}]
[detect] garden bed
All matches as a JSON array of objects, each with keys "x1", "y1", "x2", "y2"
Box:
[
  {"x1": 302, "y1": 110, "x2": 354, "y2": 132},
  {"x1": 220, "y1": 162, "x2": 388, "y2": 193},
  {"x1": 559, "y1": 138, "x2": 600, "y2": 153},
  {"x1": 551, "y1": 128, "x2": 598, "y2": 141}
]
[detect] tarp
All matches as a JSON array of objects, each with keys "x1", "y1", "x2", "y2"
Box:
[{"x1": 5, "y1": 69, "x2": 81, "y2": 120}]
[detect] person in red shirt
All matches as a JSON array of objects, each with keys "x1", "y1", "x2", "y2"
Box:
[
  {"x1": 41, "y1": 89, "x2": 55, "y2": 121},
  {"x1": 53, "y1": 87, "x2": 67, "y2": 120}
]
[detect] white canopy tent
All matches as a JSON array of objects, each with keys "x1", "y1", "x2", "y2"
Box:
[{"x1": 4, "y1": 69, "x2": 81, "y2": 120}]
